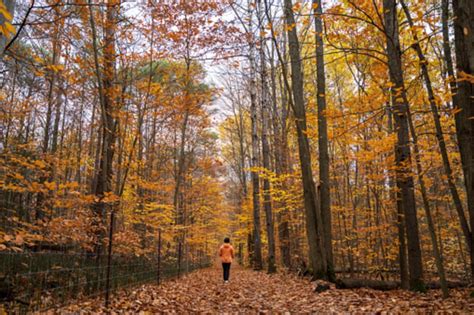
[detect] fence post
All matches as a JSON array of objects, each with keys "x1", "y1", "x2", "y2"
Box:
[
  {"x1": 105, "y1": 209, "x2": 115, "y2": 309},
  {"x1": 199, "y1": 249, "x2": 202, "y2": 268},
  {"x1": 157, "y1": 228, "x2": 161, "y2": 285},
  {"x1": 177, "y1": 241, "x2": 182, "y2": 278}
]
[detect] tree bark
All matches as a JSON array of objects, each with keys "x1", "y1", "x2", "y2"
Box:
[
  {"x1": 405, "y1": 104, "x2": 449, "y2": 297},
  {"x1": 401, "y1": 0, "x2": 463, "y2": 297},
  {"x1": 283, "y1": 0, "x2": 327, "y2": 279},
  {"x1": 173, "y1": 108, "x2": 190, "y2": 225},
  {"x1": 89, "y1": 0, "x2": 119, "y2": 256},
  {"x1": 441, "y1": 0, "x2": 456, "y2": 108},
  {"x1": 336, "y1": 279, "x2": 468, "y2": 290},
  {"x1": 271, "y1": 48, "x2": 291, "y2": 269},
  {"x1": 402, "y1": 0, "x2": 471, "y2": 251},
  {"x1": 313, "y1": 0, "x2": 334, "y2": 281},
  {"x1": 248, "y1": 0, "x2": 263, "y2": 270},
  {"x1": 452, "y1": 0, "x2": 474, "y2": 281},
  {"x1": 36, "y1": 13, "x2": 63, "y2": 222},
  {"x1": 383, "y1": 0, "x2": 424, "y2": 291},
  {"x1": 257, "y1": 0, "x2": 276, "y2": 273},
  {"x1": 387, "y1": 105, "x2": 409, "y2": 289}
]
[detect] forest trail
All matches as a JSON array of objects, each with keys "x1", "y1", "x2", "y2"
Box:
[{"x1": 58, "y1": 267, "x2": 473, "y2": 313}]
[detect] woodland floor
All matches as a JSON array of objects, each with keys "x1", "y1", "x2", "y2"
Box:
[{"x1": 56, "y1": 266, "x2": 474, "y2": 314}]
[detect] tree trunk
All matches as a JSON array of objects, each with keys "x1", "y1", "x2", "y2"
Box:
[
  {"x1": 248, "y1": 0, "x2": 263, "y2": 270},
  {"x1": 401, "y1": 0, "x2": 460, "y2": 297},
  {"x1": 257, "y1": 0, "x2": 276, "y2": 273},
  {"x1": 236, "y1": 88, "x2": 248, "y2": 265},
  {"x1": 36, "y1": 19, "x2": 62, "y2": 222},
  {"x1": 173, "y1": 108, "x2": 190, "y2": 225},
  {"x1": 336, "y1": 278, "x2": 468, "y2": 290},
  {"x1": 383, "y1": 0, "x2": 424, "y2": 291},
  {"x1": 441, "y1": 0, "x2": 456, "y2": 110},
  {"x1": 89, "y1": 0, "x2": 119, "y2": 256},
  {"x1": 336, "y1": 278, "x2": 400, "y2": 291},
  {"x1": 283, "y1": 0, "x2": 327, "y2": 279},
  {"x1": 404, "y1": 0, "x2": 471, "y2": 249},
  {"x1": 313, "y1": 0, "x2": 334, "y2": 281},
  {"x1": 271, "y1": 48, "x2": 291, "y2": 269},
  {"x1": 387, "y1": 105, "x2": 409, "y2": 289},
  {"x1": 452, "y1": 0, "x2": 474, "y2": 281},
  {"x1": 406, "y1": 105, "x2": 449, "y2": 297}
]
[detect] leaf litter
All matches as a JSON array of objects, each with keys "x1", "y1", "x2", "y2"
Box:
[{"x1": 55, "y1": 267, "x2": 473, "y2": 313}]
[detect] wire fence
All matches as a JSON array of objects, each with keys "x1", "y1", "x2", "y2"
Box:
[
  {"x1": 1, "y1": 248, "x2": 210, "y2": 313},
  {"x1": 0, "y1": 209, "x2": 211, "y2": 314},
  {"x1": 0, "y1": 198, "x2": 213, "y2": 313}
]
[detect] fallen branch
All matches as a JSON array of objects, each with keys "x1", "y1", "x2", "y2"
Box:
[
  {"x1": 336, "y1": 278, "x2": 399, "y2": 291},
  {"x1": 335, "y1": 278, "x2": 470, "y2": 291}
]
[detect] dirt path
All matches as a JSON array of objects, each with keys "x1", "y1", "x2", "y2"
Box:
[{"x1": 59, "y1": 266, "x2": 473, "y2": 313}]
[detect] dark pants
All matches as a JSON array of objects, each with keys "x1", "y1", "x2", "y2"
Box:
[{"x1": 222, "y1": 262, "x2": 231, "y2": 281}]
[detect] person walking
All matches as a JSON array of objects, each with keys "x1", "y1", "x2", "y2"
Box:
[{"x1": 219, "y1": 237, "x2": 234, "y2": 283}]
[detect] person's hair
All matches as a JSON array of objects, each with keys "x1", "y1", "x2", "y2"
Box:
[{"x1": 224, "y1": 237, "x2": 230, "y2": 243}]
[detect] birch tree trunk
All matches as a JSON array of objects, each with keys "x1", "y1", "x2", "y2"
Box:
[{"x1": 257, "y1": 0, "x2": 276, "y2": 273}]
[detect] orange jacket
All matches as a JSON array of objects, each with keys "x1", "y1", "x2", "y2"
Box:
[{"x1": 219, "y1": 243, "x2": 234, "y2": 263}]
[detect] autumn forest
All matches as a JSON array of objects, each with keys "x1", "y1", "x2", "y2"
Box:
[{"x1": 0, "y1": 0, "x2": 474, "y2": 312}]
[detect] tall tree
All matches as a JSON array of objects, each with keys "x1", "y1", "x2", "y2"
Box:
[
  {"x1": 387, "y1": 105, "x2": 409, "y2": 289},
  {"x1": 89, "y1": 0, "x2": 120, "y2": 256},
  {"x1": 283, "y1": 0, "x2": 327, "y2": 279},
  {"x1": 312, "y1": 0, "x2": 334, "y2": 281},
  {"x1": 248, "y1": 0, "x2": 263, "y2": 271},
  {"x1": 452, "y1": 0, "x2": 474, "y2": 281},
  {"x1": 402, "y1": 0, "x2": 472, "y2": 258},
  {"x1": 383, "y1": 0, "x2": 424, "y2": 291},
  {"x1": 257, "y1": 0, "x2": 276, "y2": 273},
  {"x1": 269, "y1": 38, "x2": 292, "y2": 269}
]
